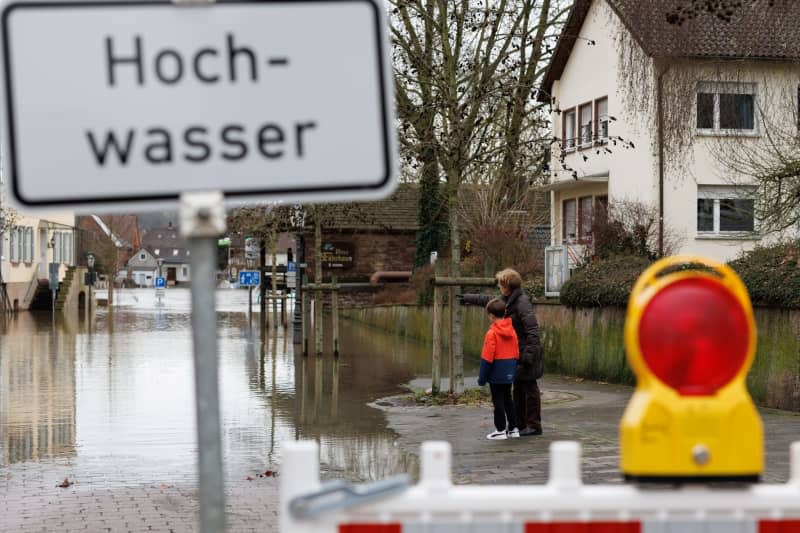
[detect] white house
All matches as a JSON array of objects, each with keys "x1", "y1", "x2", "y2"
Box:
[
  {"x1": 542, "y1": 0, "x2": 800, "y2": 265},
  {"x1": 127, "y1": 248, "x2": 159, "y2": 287}
]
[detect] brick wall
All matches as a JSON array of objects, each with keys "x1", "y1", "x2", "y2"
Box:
[{"x1": 302, "y1": 231, "x2": 416, "y2": 282}]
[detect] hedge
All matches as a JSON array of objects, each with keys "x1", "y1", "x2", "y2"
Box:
[
  {"x1": 559, "y1": 241, "x2": 800, "y2": 310},
  {"x1": 730, "y1": 242, "x2": 800, "y2": 309},
  {"x1": 559, "y1": 255, "x2": 651, "y2": 308}
]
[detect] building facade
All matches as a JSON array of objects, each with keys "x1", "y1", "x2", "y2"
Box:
[
  {"x1": 542, "y1": 0, "x2": 800, "y2": 263},
  {"x1": 1, "y1": 211, "x2": 76, "y2": 311}
]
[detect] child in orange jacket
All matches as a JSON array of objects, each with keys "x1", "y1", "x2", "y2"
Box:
[{"x1": 478, "y1": 298, "x2": 520, "y2": 440}]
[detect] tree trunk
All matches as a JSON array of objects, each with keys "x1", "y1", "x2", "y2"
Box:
[{"x1": 447, "y1": 186, "x2": 463, "y2": 395}]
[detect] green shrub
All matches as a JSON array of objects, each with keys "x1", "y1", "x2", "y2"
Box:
[
  {"x1": 559, "y1": 255, "x2": 652, "y2": 308},
  {"x1": 729, "y1": 241, "x2": 800, "y2": 309}
]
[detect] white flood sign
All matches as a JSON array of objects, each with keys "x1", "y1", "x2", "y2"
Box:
[{"x1": 0, "y1": 0, "x2": 396, "y2": 208}]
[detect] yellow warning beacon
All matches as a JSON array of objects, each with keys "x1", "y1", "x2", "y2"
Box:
[{"x1": 620, "y1": 256, "x2": 763, "y2": 482}]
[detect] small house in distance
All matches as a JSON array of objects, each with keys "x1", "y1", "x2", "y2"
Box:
[
  {"x1": 127, "y1": 248, "x2": 159, "y2": 287},
  {"x1": 140, "y1": 222, "x2": 191, "y2": 286}
]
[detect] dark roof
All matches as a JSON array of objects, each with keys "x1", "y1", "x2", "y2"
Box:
[
  {"x1": 540, "y1": 0, "x2": 800, "y2": 102},
  {"x1": 308, "y1": 185, "x2": 420, "y2": 232},
  {"x1": 141, "y1": 225, "x2": 190, "y2": 264}
]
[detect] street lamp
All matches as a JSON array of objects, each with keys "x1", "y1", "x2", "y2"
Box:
[
  {"x1": 289, "y1": 205, "x2": 306, "y2": 345},
  {"x1": 86, "y1": 252, "x2": 95, "y2": 321}
]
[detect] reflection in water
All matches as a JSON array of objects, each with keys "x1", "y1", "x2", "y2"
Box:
[
  {"x1": 0, "y1": 313, "x2": 77, "y2": 465},
  {"x1": 0, "y1": 289, "x2": 452, "y2": 483}
]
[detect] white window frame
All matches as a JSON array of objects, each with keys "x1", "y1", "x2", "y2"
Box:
[
  {"x1": 563, "y1": 109, "x2": 576, "y2": 152},
  {"x1": 696, "y1": 185, "x2": 758, "y2": 238},
  {"x1": 596, "y1": 97, "x2": 609, "y2": 143},
  {"x1": 696, "y1": 82, "x2": 758, "y2": 136},
  {"x1": 562, "y1": 198, "x2": 577, "y2": 244}
]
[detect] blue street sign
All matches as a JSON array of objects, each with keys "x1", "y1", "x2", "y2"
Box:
[
  {"x1": 155, "y1": 277, "x2": 166, "y2": 289},
  {"x1": 239, "y1": 271, "x2": 261, "y2": 287},
  {"x1": 287, "y1": 261, "x2": 296, "y2": 272}
]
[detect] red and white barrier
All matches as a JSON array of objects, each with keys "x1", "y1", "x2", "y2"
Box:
[{"x1": 281, "y1": 441, "x2": 800, "y2": 533}]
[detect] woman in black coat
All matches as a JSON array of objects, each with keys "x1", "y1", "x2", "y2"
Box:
[{"x1": 463, "y1": 268, "x2": 543, "y2": 436}]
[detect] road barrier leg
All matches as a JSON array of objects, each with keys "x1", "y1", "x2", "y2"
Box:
[{"x1": 281, "y1": 441, "x2": 322, "y2": 533}]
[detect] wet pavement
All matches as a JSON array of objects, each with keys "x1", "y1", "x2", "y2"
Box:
[{"x1": 1, "y1": 289, "x2": 799, "y2": 532}]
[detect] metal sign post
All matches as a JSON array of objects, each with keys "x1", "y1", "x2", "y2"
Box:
[
  {"x1": 155, "y1": 276, "x2": 166, "y2": 306},
  {"x1": 180, "y1": 191, "x2": 227, "y2": 533}
]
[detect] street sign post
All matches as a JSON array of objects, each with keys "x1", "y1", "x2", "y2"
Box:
[
  {"x1": 0, "y1": 0, "x2": 396, "y2": 209},
  {"x1": 239, "y1": 270, "x2": 260, "y2": 314}
]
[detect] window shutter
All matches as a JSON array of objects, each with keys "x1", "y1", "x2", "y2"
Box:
[
  {"x1": 10, "y1": 228, "x2": 19, "y2": 262},
  {"x1": 24, "y1": 227, "x2": 33, "y2": 263}
]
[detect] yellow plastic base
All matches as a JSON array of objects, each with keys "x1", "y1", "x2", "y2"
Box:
[{"x1": 620, "y1": 388, "x2": 763, "y2": 480}]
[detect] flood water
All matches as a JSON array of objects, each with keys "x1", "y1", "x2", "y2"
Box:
[{"x1": 0, "y1": 288, "x2": 476, "y2": 485}]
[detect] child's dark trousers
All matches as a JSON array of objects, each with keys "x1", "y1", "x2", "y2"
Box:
[{"x1": 489, "y1": 383, "x2": 516, "y2": 432}]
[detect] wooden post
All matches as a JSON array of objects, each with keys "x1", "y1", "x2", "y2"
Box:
[
  {"x1": 301, "y1": 274, "x2": 309, "y2": 356},
  {"x1": 448, "y1": 286, "x2": 455, "y2": 394},
  {"x1": 452, "y1": 283, "x2": 464, "y2": 395},
  {"x1": 331, "y1": 357, "x2": 340, "y2": 417},
  {"x1": 431, "y1": 262, "x2": 443, "y2": 396},
  {"x1": 271, "y1": 234, "x2": 278, "y2": 330},
  {"x1": 314, "y1": 217, "x2": 323, "y2": 356},
  {"x1": 331, "y1": 276, "x2": 339, "y2": 357},
  {"x1": 314, "y1": 286, "x2": 323, "y2": 356},
  {"x1": 281, "y1": 295, "x2": 287, "y2": 327}
]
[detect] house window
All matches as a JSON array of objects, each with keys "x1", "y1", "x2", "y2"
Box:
[
  {"x1": 697, "y1": 186, "x2": 756, "y2": 235},
  {"x1": 563, "y1": 109, "x2": 576, "y2": 151},
  {"x1": 579, "y1": 103, "x2": 592, "y2": 148},
  {"x1": 578, "y1": 196, "x2": 594, "y2": 243},
  {"x1": 697, "y1": 83, "x2": 756, "y2": 133},
  {"x1": 173, "y1": 249, "x2": 179, "y2": 256},
  {"x1": 140, "y1": 253, "x2": 146, "y2": 261},
  {"x1": 562, "y1": 199, "x2": 577, "y2": 243},
  {"x1": 154, "y1": 249, "x2": 160, "y2": 256},
  {"x1": 595, "y1": 97, "x2": 609, "y2": 142},
  {"x1": 182, "y1": 266, "x2": 188, "y2": 277}
]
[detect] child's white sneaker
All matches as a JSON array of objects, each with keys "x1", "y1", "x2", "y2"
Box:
[
  {"x1": 507, "y1": 428, "x2": 520, "y2": 438},
  {"x1": 486, "y1": 430, "x2": 507, "y2": 440}
]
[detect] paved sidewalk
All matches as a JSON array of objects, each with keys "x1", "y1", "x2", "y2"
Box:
[
  {"x1": 0, "y1": 460, "x2": 279, "y2": 533},
  {"x1": 373, "y1": 375, "x2": 800, "y2": 485}
]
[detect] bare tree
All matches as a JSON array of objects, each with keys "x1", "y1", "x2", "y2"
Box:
[{"x1": 392, "y1": 0, "x2": 569, "y2": 393}]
